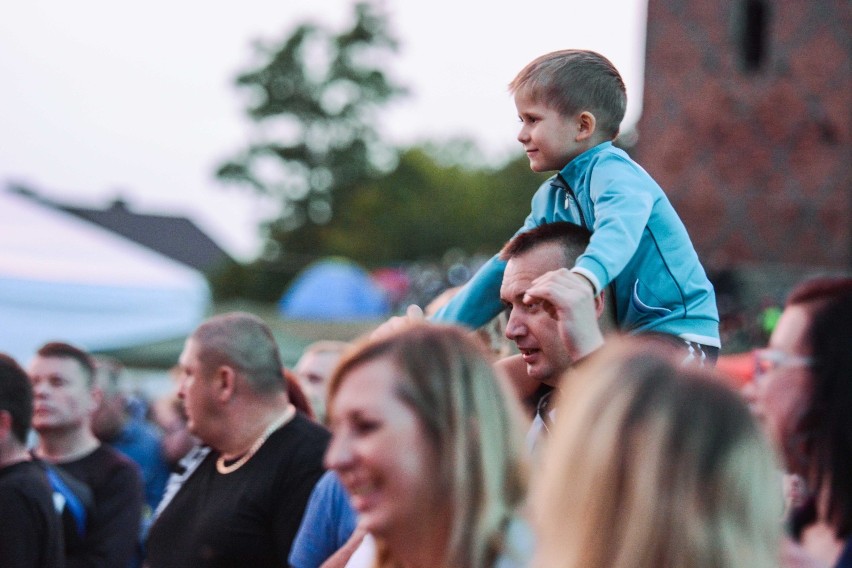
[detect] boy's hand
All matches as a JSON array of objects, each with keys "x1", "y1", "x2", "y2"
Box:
[{"x1": 523, "y1": 269, "x2": 604, "y2": 360}]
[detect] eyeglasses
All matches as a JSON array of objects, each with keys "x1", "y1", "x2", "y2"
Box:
[{"x1": 753, "y1": 348, "x2": 812, "y2": 381}]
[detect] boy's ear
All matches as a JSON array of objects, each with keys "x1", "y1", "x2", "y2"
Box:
[{"x1": 576, "y1": 111, "x2": 597, "y2": 141}]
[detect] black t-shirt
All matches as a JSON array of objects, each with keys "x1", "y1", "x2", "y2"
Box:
[
  {"x1": 145, "y1": 413, "x2": 330, "y2": 568},
  {"x1": 57, "y1": 445, "x2": 144, "y2": 568},
  {"x1": 0, "y1": 460, "x2": 65, "y2": 568}
]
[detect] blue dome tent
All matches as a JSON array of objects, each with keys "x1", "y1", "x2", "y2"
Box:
[{"x1": 278, "y1": 257, "x2": 390, "y2": 321}]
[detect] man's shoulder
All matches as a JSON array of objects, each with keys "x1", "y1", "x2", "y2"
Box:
[
  {"x1": 289, "y1": 412, "x2": 331, "y2": 440},
  {"x1": 0, "y1": 461, "x2": 53, "y2": 496},
  {"x1": 88, "y1": 443, "x2": 139, "y2": 469},
  {"x1": 61, "y1": 444, "x2": 141, "y2": 489},
  {"x1": 262, "y1": 414, "x2": 330, "y2": 475}
]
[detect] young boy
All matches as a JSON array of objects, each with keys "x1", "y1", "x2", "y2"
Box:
[{"x1": 432, "y1": 49, "x2": 720, "y2": 360}]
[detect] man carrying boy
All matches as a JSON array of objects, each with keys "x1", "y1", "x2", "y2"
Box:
[{"x1": 432, "y1": 49, "x2": 720, "y2": 363}]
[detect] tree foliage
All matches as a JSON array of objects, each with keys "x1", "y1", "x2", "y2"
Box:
[
  {"x1": 216, "y1": 1, "x2": 405, "y2": 232},
  {"x1": 212, "y1": 146, "x2": 549, "y2": 302},
  {"x1": 210, "y1": 2, "x2": 551, "y2": 303},
  {"x1": 281, "y1": 145, "x2": 548, "y2": 266}
]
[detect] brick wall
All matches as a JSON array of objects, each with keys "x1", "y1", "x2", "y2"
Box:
[{"x1": 633, "y1": 0, "x2": 851, "y2": 271}]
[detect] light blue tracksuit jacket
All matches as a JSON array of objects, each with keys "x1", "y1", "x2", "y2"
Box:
[{"x1": 432, "y1": 141, "x2": 720, "y2": 348}]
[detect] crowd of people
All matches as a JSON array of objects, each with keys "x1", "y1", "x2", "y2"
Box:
[{"x1": 1, "y1": 48, "x2": 850, "y2": 568}]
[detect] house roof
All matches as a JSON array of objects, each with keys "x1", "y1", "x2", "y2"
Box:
[
  {"x1": 14, "y1": 188, "x2": 232, "y2": 274},
  {"x1": 0, "y1": 190, "x2": 211, "y2": 364},
  {"x1": 60, "y1": 198, "x2": 232, "y2": 274}
]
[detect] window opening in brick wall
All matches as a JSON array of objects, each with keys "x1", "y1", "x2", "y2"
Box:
[{"x1": 738, "y1": 0, "x2": 770, "y2": 72}]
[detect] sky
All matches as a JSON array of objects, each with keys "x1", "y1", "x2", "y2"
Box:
[{"x1": 0, "y1": 0, "x2": 647, "y2": 261}]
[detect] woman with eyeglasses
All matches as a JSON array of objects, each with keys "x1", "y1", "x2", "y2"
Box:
[{"x1": 744, "y1": 276, "x2": 852, "y2": 568}]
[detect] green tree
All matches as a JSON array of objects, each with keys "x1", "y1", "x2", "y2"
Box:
[
  {"x1": 211, "y1": 145, "x2": 548, "y2": 302},
  {"x1": 276, "y1": 143, "x2": 548, "y2": 267},
  {"x1": 216, "y1": 1, "x2": 406, "y2": 237}
]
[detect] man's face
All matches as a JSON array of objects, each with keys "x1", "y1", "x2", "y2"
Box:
[
  {"x1": 176, "y1": 337, "x2": 219, "y2": 443},
  {"x1": 500, "y1": 242, "x2": 573, "y2": 386},
  {"x1": 28, "y1": 356, "x2": 96, "y2": 434}
]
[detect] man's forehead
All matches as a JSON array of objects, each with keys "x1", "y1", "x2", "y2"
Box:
[
  {"x1": 500, "y1": 267, "x2": 534, "y2": 301},
  {"x1": 501, "y1": 247, "x2": 566, "y2": 297},
  {"x1": 178, "y1": 337, "x2": 201, "y2": 364},
  {"x1": 29, "y1": 356, "x2": 86, "y2": 380}
]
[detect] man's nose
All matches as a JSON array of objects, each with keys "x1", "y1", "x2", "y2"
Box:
[
  {"x1": 505, "y1": 312, "x2": 525, "y2": 341},
  {"x1": 31, "y1": 380, "x2": 47, "y2": 397}
]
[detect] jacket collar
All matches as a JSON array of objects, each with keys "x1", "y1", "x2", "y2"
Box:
[{"x1": 559, "y1": 141, "x2": 613, "y2": 188}]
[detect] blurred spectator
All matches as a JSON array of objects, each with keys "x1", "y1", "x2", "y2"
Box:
[
  {"x1": 29, "y1": 342, "x2": 143, "y2": 568},
  {"x1": 149, "y1": 393, "x2": 197, "y2": 469},
  {"x1": 0, "y1": 353, "x2": 64, "y2": 568},
  {"x1": 145, "y1": 312, "x2": 329, "y2": 568},
  {"x1": 289, "y1": 470, "x2": 359, "y2": 568},
  {"x1": 284, "y1": 367, "x2": 317, "y2": 421},
  {"x1": 532, "y1": 337, "x2": 782, "y2": 568},
  {"x1": 293, "y1": 341, "x2": 351, "y2": 425},
  {"x1": 91, "y1": 356, "x2": 170, "y2": 516},
  {"x1": 745, "y1": 276, "x2": 852, "y2": 567}
]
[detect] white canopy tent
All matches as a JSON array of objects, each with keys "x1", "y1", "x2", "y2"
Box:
[{"x1": 0, "y1": 191, "x2": 211, "y2": 365}]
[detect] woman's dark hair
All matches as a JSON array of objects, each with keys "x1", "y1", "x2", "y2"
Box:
[{"x1": 807, "y1": 289, "x2": 852, "y2": 537}]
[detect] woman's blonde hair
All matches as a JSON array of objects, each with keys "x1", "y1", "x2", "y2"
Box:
[
  {"x1": 532, "y1": 336, "x2": 783, "y2": 568},
  {"x1": 328, "y1": 323, "x2": 529, "y2": 568}
]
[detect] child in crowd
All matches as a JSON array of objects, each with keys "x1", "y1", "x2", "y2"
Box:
[{"x1": 432, "y1": 49, "x2": 720, "y2": 361}]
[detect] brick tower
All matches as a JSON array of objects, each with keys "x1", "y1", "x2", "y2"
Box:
[{"x1": 633, "y1": 0, "x2": 850, "y2": 276}]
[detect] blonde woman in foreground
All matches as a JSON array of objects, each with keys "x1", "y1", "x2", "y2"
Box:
[
  {"x1": 325, "y1": 323, "x2": 531, "y2": 568},
  {"x1": 532, "y1": 337, "x2": 783, "y2": 568}
]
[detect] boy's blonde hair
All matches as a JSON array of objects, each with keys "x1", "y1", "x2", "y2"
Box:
[
  {"x1": 531, "y1": 336, "x2": 782, "y2": 568},
  {"x1": 509, "y1": 49, "x2": 627, "y2": 139}
]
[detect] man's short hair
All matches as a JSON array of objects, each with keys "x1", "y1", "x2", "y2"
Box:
[
  {"x1": 0, "y1": 353, "x2": 34, "y2": 444},
  {"x1": 36, "y1": 342, "x2": 96, "y2": 387},
  {"x1": 191, "y1": 312, "x2": 285, "y2": 395},
  {"x1": 509, "y1": 49, "x2": 627, "y2": 139},
  {"x1": 499, "y1": 221, "x2": 592, "y2": 265}
]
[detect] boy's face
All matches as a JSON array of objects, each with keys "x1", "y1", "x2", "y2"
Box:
[{"x1": 515, "y1": 93, "x2": 585, "y2": 172}]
